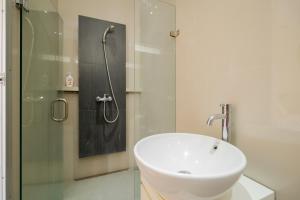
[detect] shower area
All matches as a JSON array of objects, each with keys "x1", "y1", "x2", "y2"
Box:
[{"x1": 18, "y1": 0, "x2": 176, "y2": 200}]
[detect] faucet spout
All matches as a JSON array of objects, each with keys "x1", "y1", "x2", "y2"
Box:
[
  {"x1": 206, "y1": 104, "x2": 231, "y2": 142},
  {"x1": 206, "y1": 114, "x2": 226, "y2": 126}
]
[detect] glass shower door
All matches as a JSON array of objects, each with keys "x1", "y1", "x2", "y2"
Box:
[
  {"x1": 134, "y1": 0, "x2": 176, "y2": 198},
  {"x1": 134, "y1": 0, "x2": 176, "y2": 140},
  {"x1": 21, "y1": 1, "x2": 64, "y2": 200}
]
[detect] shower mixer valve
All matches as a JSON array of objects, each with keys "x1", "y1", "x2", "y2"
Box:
[{"x1": 96, "y1": 94, "x2": 112, "y2": 103}]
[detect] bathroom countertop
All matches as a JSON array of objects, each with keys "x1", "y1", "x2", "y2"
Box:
[
  {"x1": 231, "y1": 175, "x2": 275, "y2": 200},
  {"x1": 141, "y1": 174, "x2": 275, "y2": 200}
]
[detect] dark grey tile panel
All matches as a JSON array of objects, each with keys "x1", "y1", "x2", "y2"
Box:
[
  {"x1": 79, "y1": 15, "x2": 126, "y2": 157},
  {"x1": 79, "y1": 110, "x2": 99, "y2": 157}
]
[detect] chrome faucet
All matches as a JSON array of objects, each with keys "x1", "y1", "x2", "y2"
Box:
[{"x1": 207, "y1": 104, "x2": 231, "y2": 142}]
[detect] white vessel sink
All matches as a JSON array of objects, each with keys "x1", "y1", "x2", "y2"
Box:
[{"x1": 134, "y1": 133, "x2": 247, "y2": 200}]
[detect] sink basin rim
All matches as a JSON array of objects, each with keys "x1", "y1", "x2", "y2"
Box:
[{"x1": 134, "y1": 132, "x2": 247, "y2": 180}]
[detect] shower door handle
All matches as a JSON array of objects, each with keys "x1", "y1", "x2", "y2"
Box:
[{"x1": 51, "y1": 98, "x2": 68, "y2": 122}]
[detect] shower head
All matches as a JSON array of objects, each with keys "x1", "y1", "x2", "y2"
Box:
[{"x1": 102, "y1": 25, "x2": 115, "y2": 44}]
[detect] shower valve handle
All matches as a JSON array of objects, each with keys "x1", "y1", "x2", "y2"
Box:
[{"x1": 96, "y1": 94, "x2": 112, "y2": 103}]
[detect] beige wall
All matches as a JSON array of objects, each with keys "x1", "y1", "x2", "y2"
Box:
[
  {"x1": 50, "y1": 0, "x2": 58, "y2": 10},
  {"x1": 176, "y1": 0, "x2": 300, "y2": 199},
  {"x1": 29, "y1": 0, "x2": 57, "y2": 11},
  {"x1": 161, "y1": 0, "x2": 176, "y2": 5},
  {"x1": 58, "y1": 0, "x2": 135, "y2": 180}
]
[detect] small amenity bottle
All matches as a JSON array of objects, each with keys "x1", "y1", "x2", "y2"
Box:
[{"x1": 65, "y1": 72, "x2": 74, "y2": 87}]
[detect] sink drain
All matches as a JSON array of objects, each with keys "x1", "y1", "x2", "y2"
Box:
[{"x1": 177, "y1": 170, "x2": 192, "y2": 175}]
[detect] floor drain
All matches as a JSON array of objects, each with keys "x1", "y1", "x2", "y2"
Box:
[{"x1": 177, "y1": 170, "x2": 192, "y2": 175}]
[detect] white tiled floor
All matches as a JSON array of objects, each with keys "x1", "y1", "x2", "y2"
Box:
[{"x1": 63, "y1": 170, "x2": 140, "y2": 200}]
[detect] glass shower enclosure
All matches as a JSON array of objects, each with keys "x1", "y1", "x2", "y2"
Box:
[
  {"x1": 19, "y1": 0, "x2": 176, "y2": 199},
  {"x1": 21, "y1": 0, "x2": 64, "y2": 199}
]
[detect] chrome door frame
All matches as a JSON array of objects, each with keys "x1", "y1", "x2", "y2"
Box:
[{"x1": 0, "y1": 0, "x2": 6, "y2": 199}]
